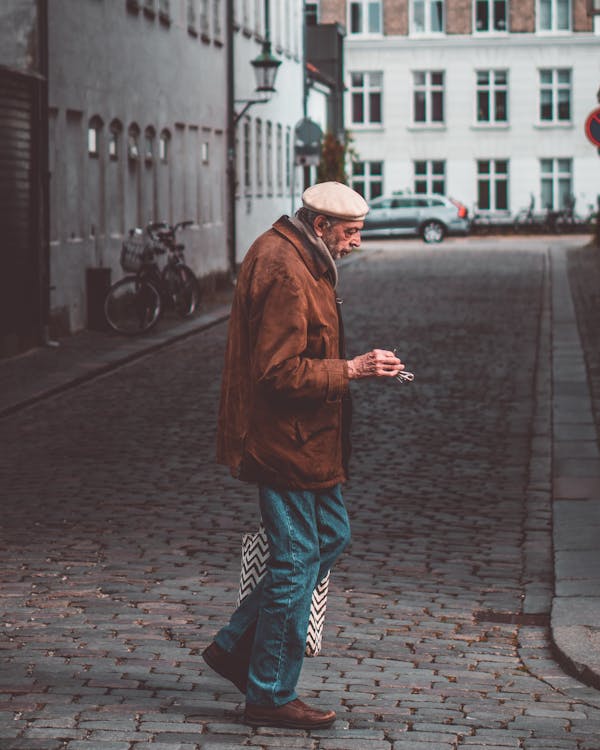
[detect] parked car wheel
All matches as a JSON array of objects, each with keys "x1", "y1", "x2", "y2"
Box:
[{"x1": 421, "y1": 220, "x2": 445, "y2": 243}]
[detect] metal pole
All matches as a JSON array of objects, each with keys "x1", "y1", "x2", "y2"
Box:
[
  {"x1": 596, "y1": 195, "x2": 600, "y2": 249},
  {"x1": 226, "y1": 0, "x2": 236, "y2": 278}
]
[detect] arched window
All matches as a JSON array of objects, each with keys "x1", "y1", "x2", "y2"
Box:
[
  {"x1": 144, "y1": 126, "x2": 156, "y2": 162},
  {"x1": 159, "y1": 129, "x2": 171, "y2": 162},
  {"x1": 88, "y1": 115, "x2": 103, "y2": 157},
  {"x1": 109, "y1": 119, "x2": 122, "y2": 160},
  {"x1": 128, "y1": 123, "x2": 140, "y2": 161}
]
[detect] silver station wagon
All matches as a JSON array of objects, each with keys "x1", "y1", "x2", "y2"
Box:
[{"x1": 361, "y1": 193, "x2": 471, "y2": 243}]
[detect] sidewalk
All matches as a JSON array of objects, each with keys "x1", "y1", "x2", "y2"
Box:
[
  {"x1": 0, "y1": 301, "x2": 232, "y2": 419},
  {"x1": 1, "y1": 238, "x2": 599, "y2": 694}
]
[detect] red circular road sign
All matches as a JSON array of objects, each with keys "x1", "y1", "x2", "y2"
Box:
[{"x1": 585, "y1": 108, "x2": 600, "y2": 147}]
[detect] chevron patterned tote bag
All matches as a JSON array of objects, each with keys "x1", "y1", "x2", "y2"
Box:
[{"x1": 236, "y1": 524, "x2": 330, "y2": 657}]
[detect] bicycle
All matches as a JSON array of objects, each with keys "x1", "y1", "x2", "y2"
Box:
[{"x1": 104, "y1": 220, "x2": 200, "y2": 335}]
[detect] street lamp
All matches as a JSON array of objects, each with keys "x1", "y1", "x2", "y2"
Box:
[
  {"x1": 251, "y1": 40, "x2": 281, "y2": 93},
  {"x1": 233, "y1": 0, "x2": 281, "y2": 124}
]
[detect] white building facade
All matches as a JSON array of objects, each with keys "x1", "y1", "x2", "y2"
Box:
[
  {"x1": 318, "y1": 0, "x2": 600, "y2": 218},
  {"x1": 232, "y1": 0, "x2": 305, "y2": 262}
]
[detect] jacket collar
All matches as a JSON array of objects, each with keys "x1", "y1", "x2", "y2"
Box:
[{"x1": 272, "y1": 216, "x2": 332, "y2": 283}]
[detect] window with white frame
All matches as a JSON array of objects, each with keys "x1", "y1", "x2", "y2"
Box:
[
  {"x1": 414, "y1": 160, "x2": 445, "y2": 194},
  {"x1": 266, "y1": 121, "x2": 273, "y2": 195},
  {"x1": 540, "y1": 158, "x2": 572, "y2": 209},
  {"x1": 476, "y1": 70, "x2": 508, "y2": 123},
  {"x1": 411, "y1": 0, "x2": 444, "y2": 34},
  {"x1": 350, "y1": 71, "x2": 383, "y2": 125},
  {"x1": 276, "y1": 123, "x2": 283, "y2": 194},
  {"x1": 213, "y1": 0, "x2": 221, "y2": 38},
  {"x1": 349, "y1": 1, "x2": 382, "y2": 34},
  {"x1": 474, "y1": 0, "x2": 507, "y2": 31},
  {"x1": 256, "y1": 119, "x2": 263, "y2": 194},
  {"x1": 477, "y1": 159, "x2": 508, "y2": 210},
  {"x1": 413, "y1": 71, "x2": 444, "y2": 124},
  {"x1": 538, "y1": 0, "x2": 570, "y2": 31},
  {"x1": 285, "y1": 126, "x2": 291, "y2": 189},
  {"x1": 351, "y1": 160, "x2": 383, "y2": 200},
  {"x1": 243, "y1": 118, "x2": 252, "y2": 193},
  {"x1": 187, "y1": 0, "x2": 197, "y2": 34},
  {"x1": 539, "y1": 69, "x2": 571, "y2": 122},
  {"x1": 200, "y1": 0, "x2": 209, "y2": 36}
]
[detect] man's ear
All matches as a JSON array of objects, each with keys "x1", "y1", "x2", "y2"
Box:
[{"x1": 313, "y1": 215, "x2": 328, "y2": 238}]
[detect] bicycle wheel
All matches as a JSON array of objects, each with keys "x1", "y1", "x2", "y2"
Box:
[
  {"x1": 104, "y1": 275, "x2": 161, "y2": 335},
  {"x1": 163, "y1": 264, "x2": 200, "y2": 318}
]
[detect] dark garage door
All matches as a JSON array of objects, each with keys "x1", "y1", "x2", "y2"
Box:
[{"x1": 0, "y1": 68, "x2": 44, "y2": 357}]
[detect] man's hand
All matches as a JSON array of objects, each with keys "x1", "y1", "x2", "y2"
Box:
[{"x1": 347, "y1": 349, "x2": 404, "y2": 380}]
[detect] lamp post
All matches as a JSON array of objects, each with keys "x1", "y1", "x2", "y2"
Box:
[
  {"x1": 233, "y1": 1, "x2": 281, "y2": 125},
  {"x1": 227, "y1": 0, "x2": 282, "y2": 276}
]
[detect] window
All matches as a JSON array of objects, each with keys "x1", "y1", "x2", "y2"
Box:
[
  {"x1": 412, "y1": 0, "x2": 444, "y2": 33},
  {"x1": 201, "y1": 141, "x2": 209, "y2": 164},
  {"x1": 109, "y1": 119, "x2": 122, "y2": 160},
  {"x1": 266, "y1": 121, "x2": 273, "y2": 195},
  {"x1": 285, "y1": 126, "x2": 291, "y2": 188},
  {"x1": 477, "y1": 160, "x2": 508, "y2": 210},
  {"x1": 256, "y1": 119, "x2": 263, "y2": 194},
  {"x1": 158, "y1": 0, "x2": 171, "y2": 23},
  {"x1": 413, "y1": 71, "x2": 444, "y2": 124},
  {"x1": 414, "y1": 160, "x2": 445, "y2": 194},
  {"x1": 539, "y1": 69, "x2": 571, "y2": 122},
  {"x1": 349, "y1": 1, "x2": 382, "y2": 34},
  {"x1": 475, "y1": 0, "x2": 507, "y2": 31},
  {"x1": 244, "y1": 118, "x2": 252, "y2": 193},
  {"x1": 159, "y1": 129, "x2": 170, "y2": 162},
  {"x1": 276, "y1": 124, "x2": 283, "y2": 194},
  {"x1": 350, "y1": 71, "x2": 383, "y2": 125},
  {"x1": 305, "y1": 2, "x2": 319, "y2": 25},
  {"x1": 476, "y1": 70, "x2": 508, "y2": 123},
  {"x1": 351, "y1": 161, "x2": 383, "y2": 200},
  {"x1": 144, "y1": 127, "x2": 155, "y2": 162},
  {"x1": 200, "y1": 0, "x2": 209, "y2": 36},
  {"x1": 540, "y1": 158, "x2": 572, "y2": 210},
  {"x1": 88, "y1": 116, "x2": 102, "y2": 157},
  {"x1": 187, "y1": 0, "x2": 197, "y2": 34},
  {"x1": 213, "y1": 0, "x2": 222, "y2": 38},
  {"x1": 538, "y1": 0, "x2": 570, "y2": 31},
  {"x1": 128, "y1": 123, "x2": 140, "y2": 160},
  {"x1": 144, "y1": 0, "x2": 156, "y2": 18}
]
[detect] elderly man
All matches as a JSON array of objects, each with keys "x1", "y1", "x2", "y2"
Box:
[{"x1": 203, "y1": 181, "x2": 404, "y2": 729}]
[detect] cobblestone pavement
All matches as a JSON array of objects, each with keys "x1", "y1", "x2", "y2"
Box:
[{"x1": 1, "y1": 241, "x2": 600, "y2": 749}]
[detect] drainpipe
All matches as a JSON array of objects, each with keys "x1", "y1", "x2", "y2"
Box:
[
  {"x1": 38, "y1": 0, "x2": 54, "y2": 345},
  {"x1": 226, "y1": 0, "x2": 236, "y2": 279}
]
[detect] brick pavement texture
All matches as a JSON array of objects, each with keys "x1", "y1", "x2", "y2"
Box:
[{"x1": 1, "y1": 241, "x2": 600, "y2": 749}]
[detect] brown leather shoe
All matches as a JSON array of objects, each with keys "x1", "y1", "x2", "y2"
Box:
[
  {"x1": 244, "y1": 698, "x2": 336, "y2": 729},
  {"x1": 202, "y1": 641, "x2": 248, "y2": 693}
]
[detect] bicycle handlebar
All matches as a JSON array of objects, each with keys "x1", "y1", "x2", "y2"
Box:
[{"x1": 146, "y1": 220, "x2": 194, "y2": 240}]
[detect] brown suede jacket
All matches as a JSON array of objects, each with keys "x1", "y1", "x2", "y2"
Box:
[{"x1": 216, "y1": 216, "x2": 352, "y2": 490}]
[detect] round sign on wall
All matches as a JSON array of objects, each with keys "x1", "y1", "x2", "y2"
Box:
[{"x1": 584, "y1": 108, "x2": 600, "y2": 148}]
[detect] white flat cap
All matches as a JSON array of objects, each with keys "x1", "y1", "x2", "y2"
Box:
[{"x1": 302, "y1": 181, "x2": 369, "y2": 221}]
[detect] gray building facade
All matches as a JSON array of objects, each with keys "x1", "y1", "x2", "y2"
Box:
[{"x1": 46, "y1": 0, "x2": 229, "y2": 336}]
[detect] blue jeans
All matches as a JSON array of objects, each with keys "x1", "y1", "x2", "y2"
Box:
[{"x1": 214, "y1": 483, "x2": 351, "y2": 706}]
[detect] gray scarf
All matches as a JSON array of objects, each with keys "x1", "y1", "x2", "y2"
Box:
[{"x1": 290, "y1": 213, "x2": 339, "y2": 289}]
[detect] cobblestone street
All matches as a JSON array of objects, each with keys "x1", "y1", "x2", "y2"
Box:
[{"x1": 1, "y1": 240, "x2": 600, "y2": 749}]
